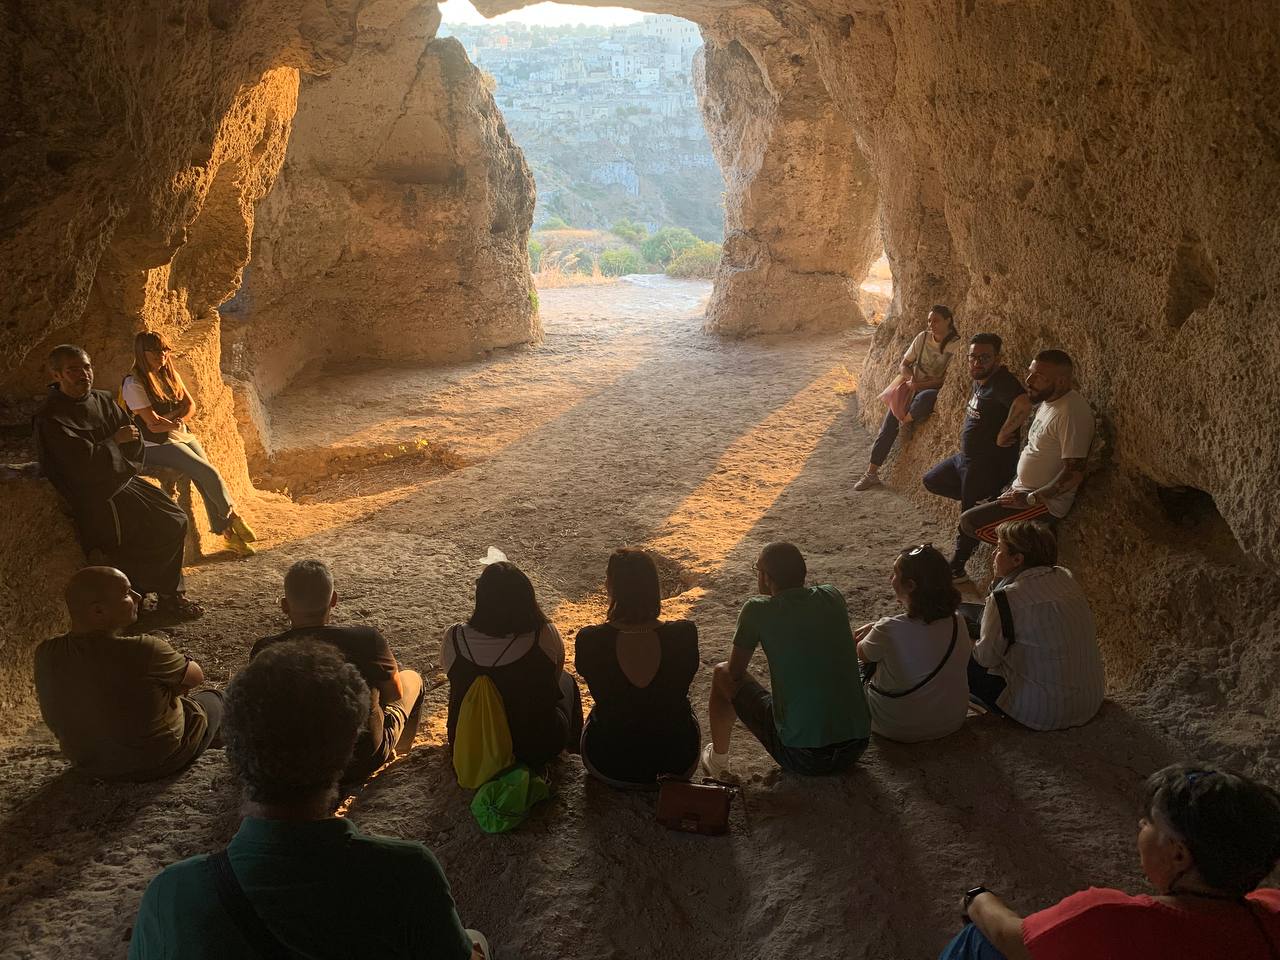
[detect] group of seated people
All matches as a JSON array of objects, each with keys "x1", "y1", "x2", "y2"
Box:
[
  {"x1": 855, "y1": 305, "x2": 1095, "y2": 587},
  {"x1": 33, "y1": 337, "x2": 257, "y2": 623},
  {"x1": 27, "y1": 331, "x2": 1280, "y2": 957}
]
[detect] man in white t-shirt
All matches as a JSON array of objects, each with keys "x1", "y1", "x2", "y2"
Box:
[{"x1": 958, "y1": 349, "x2": 1094, "y2": 547}]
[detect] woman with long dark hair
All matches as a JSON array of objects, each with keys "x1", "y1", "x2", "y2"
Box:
[
  {"x1": 855, "y1": 544, "x2": 971, "y2": 742},
  {"x1": 120, "y1": 331, "x2": 256, "y2": 556},
  {"x1": 443, "y1": 560, "x2": 581, "y2": 770},
  {"x1": 576, "y1": 548, "x2": 700, "y2": 787}
]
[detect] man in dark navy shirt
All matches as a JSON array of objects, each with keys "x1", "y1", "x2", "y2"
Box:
[{"x1": 923, "y1": 333, "x2": 1029, "y2": 582}]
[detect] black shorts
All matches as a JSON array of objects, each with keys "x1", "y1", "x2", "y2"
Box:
[{"x1": 731, "y1": 676, "x2": 867, "y2": 776}]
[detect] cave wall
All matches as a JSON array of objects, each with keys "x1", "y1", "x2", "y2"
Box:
[
  {"x1": 0, "y1": 0, "x2": 368, "y2": 731},
  {"x1": 224, "y1": 2, "x2": 537, "y2": 468},
  {"x1": 805, "y1": 0, "x2": 1280, "y2": 761}
]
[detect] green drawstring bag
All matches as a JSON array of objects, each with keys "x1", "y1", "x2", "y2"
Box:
[{"x1": 470, "y1": 765, "x2": 550, "y2": 834}]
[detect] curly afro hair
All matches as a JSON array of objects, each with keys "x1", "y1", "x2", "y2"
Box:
[{"x1": 224, "y1": 640, "x2": 371, "y2": 804}]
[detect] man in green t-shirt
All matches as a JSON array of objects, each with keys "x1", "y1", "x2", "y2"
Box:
[
  {"x1": 35, "y1": 566, "x2": 221, "y2": 781},
  {"x1": 703, "y1": 542, "x2": 871, "y2": 778},
  {"x1": 129, "y1": 640, "x2": 489, "y2": 960}
]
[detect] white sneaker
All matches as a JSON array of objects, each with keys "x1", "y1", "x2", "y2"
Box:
[
  {"x1": 700, "y1": 743, "x2": 732, "y2": 780},
  {"x1": 853, "y1": 472, "x2": 882, "y2": 491}
]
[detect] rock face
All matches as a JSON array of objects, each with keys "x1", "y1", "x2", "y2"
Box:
[
  {"x1": 695, "y1": 34, "x2": 880, "y2": 336},
  {"x1": 224, "y1": 2, "x2": 537, "y2": 469}
]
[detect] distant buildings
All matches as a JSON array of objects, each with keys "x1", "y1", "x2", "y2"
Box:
[{"x1": 438, "y1": 15, "x2": 724, "y2": 238}]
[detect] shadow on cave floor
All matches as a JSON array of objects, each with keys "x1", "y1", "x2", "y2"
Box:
[{"x1": 0, "y1": 276, "x2": 1193, "y2": 959}]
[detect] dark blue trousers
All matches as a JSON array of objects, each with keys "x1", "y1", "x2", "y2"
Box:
[
  {"x1": 923, "y1": 452, "x2": 1018, "y2": 567},
  {"x1": 870, "y1": 389, "x2": 938, "y2": 466}
]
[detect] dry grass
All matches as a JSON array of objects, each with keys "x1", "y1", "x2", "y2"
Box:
[{"x1": 533, "y1": 259, "x2": 618, "y2": 290}]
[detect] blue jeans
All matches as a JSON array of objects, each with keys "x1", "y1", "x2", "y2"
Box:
[
  {"x1": 144, "y1": 437, "x2": 234, "y2": 534},
  {"x1": 870, "y1": 388, "x2": 938, "y2": 466},
  {"x1": 939, "y1": 924, "x2": 1007, "y2": 960}
]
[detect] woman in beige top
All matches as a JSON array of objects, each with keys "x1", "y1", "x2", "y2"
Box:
[{"x1": 855, "y1": 304, "x2": 961, "y2": 490}]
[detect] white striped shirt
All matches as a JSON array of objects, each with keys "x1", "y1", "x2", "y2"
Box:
[{"x1": 975, "y1": 566, "x2": 1104, "y2": 730}]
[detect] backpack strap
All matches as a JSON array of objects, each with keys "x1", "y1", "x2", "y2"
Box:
[
  {"x1": 206, "y1": 850, "x2": 293, "y2": 959},
  {"x1": 458, "y1": 623, "x2": 521, "y2": 669},
  {"x1": 868, "y1": 615, "x2": 959, "y2": 700},
  {"x1": 993, "y1": 588, "x2": 1016, "y2": 652}
]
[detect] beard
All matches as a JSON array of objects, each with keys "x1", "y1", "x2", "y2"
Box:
[{"x1": 1028, "y1": 387, "x2": 1051, "y2": 403}]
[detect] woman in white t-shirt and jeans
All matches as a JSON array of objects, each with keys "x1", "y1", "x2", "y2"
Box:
[
  {"x1": 121, "y1": 331, "x2": 256, "y2": 556},
  {"x1": 855, "y1": 544, "x2": 972, "y2": 742},
  {"x1": 856, "y1": 304, "x2": 961, "y2": 491}
]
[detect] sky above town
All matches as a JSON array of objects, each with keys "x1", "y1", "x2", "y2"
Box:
[{"x1": 439, "y1": 1, "x2": 645, "y2": 27}]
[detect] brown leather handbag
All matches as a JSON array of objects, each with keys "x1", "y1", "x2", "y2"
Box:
[{"x1": 656, "y1": 776, "x2": 739, "y2": 835}]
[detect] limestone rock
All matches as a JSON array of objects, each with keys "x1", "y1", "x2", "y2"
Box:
[
  {"x1": 696, "y1": 34, "x2": 880, "y2": 336},
  {"x1": 223, "y1": 4, "x2": 537, "y2": 462}
]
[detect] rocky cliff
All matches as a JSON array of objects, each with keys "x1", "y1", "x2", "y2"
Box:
[{"x1": 223, "y1": 2, "x2": 537, "y2": 471}]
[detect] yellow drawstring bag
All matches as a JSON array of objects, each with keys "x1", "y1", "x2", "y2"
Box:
[{"x1": 452, "y1": 674, "x2": 514, "y2": 788}]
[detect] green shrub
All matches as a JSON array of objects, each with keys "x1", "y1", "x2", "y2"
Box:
[
  {"x1": 611, "y1": 218, "x2": 648, "y2": 245},
  {"x1": 599, "y1": 247, "x2": 643, "y2": 276},
  {"x1": 529, "y1": 289, "x2": 539, "y2": 313},
  {"x1": 567, "y1": 250, "x2": 597, "y2": 275},
  {"x1": 528, "y1": 237, "x2": 544, "y2": 271},
  {"x1": 665, "y1": 240, "x2": 722, "y2": 279},
  {"x1": 542, "y1": 215, "x2": 569, "y2": 230},
  {"x1": 641, "y1": 227, "x2": 700, "y2": 267}
]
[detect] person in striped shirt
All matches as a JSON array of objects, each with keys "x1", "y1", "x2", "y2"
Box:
[{"x1": 967, "y1": 520, "x2": 1104, "y2": 730}]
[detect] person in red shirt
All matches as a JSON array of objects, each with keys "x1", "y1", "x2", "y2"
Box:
[{"x1": 941, "y1": 763, "x2": 1280, "y2": 959}]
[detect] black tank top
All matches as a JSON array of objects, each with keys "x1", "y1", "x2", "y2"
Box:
[
  {"x1": 445, "y1": 625, "x2": 565, "y2": 767},
  {"x1": 122, "y1": 374, "x2": 181, "y2": 445}
]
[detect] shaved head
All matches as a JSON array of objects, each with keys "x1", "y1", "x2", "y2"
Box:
[{"x1": 64, "y1": 566, "x2": 139, "y2": 631}]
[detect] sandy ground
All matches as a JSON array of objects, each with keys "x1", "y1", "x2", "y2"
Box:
[{"x1": 0, "y1": 276, "x2": 1183, "y2": 959}]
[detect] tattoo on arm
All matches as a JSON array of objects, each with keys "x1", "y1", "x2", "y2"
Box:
[{"x1": 1037, "y1": 458, "x2": 1087, "y2": 499}]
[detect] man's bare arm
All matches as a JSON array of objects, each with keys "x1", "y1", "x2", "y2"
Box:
[
  {"x1": 1034, "y1": 457, "x2": 1087, "y2": 502},
  {"x1": 179, "y1": 659, "x2": 205, "y2": 691},
  {"x1": 996, "y1": 394, "x2": 1033, "y2": 446},
  {"x1": 726, "y1": 644, "x2": 752, "y2": 683}
]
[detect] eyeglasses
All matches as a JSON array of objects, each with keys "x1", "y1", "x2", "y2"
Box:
[{"x1": 1185, "y1": 770, "x2": 1214, "y2": 786}]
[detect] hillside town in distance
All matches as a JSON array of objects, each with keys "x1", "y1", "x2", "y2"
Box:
[{"x1": 439, "y1": 14, "x2": 725, "y2": 239}]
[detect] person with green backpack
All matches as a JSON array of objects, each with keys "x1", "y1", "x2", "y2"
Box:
[{"x1": 444, "y1": 561, "x2": 582, "y2": 783}]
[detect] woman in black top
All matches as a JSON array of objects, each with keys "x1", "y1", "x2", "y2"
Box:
[
  {"x1": 576, "y1": 548, "x2": 700, "y2": 787},
  {"x1": 445, "y1": 561, "x2": 582, "y2": 769}
]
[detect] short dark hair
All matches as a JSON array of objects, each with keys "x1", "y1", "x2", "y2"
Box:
[
  {"x1": 758, "y1": 542, "x2": 806, "y2": 590},
  {"x1": 48, "y1": 344, "x2": 88, "y2": 369},
  {"x1": 1141, "y1": 764, "x2": 1280, "y2": 897},
  {"x1": 997, "y1": 520, "x2": 1058, "y2": 569},
  {"x1": 284, "y1": 559, "x2": 335, "y2": 617},
  {"x1": 970, "y1": 332, "x2": 1002, "y2": 353},
  {"x1": 1034, "y1": 348, "x2": 1074, "y2": 370},
  {"x1": 469, "y1": 561, "x2": 549, "y2": 637},
  {"x1": 606, "y1": 548, "x2": 661, "y2": 623},
  {"x1": 224, "y1": 640, "x2": 370, "y2": 804},
  {"x1": 897, "y1": 545, "x2": 959, "y2": 623},
  {"x1": 930, "y1": 304, "x2": 953, "y2": 321}
]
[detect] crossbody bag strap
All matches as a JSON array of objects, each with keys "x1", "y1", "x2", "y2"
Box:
[
  {"x1": 993, "y1": 588, "x2": 1016, "y2": 653},
  {"x1": 868, "y1": 615, "x2": 959, "y2": 700},
  {"x1": 207, "y1": 850, "x2": 293, "y2": 959}
]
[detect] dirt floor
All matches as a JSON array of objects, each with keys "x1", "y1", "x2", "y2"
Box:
[{"x1": 0, "y1": 276, "x2": 1183, "y2": 959}]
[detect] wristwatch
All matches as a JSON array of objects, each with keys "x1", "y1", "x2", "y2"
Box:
[
  {"x1": 964, "y1": 886, "x2": 991, "y2": 911},
  {"x1": 1025, "y1": 490, "x2": 1039, "y2": 506}
]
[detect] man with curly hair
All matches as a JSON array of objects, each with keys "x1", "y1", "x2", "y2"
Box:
[{"x1": 129, "y1": 641, "x2": 489, "y2": 959}]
